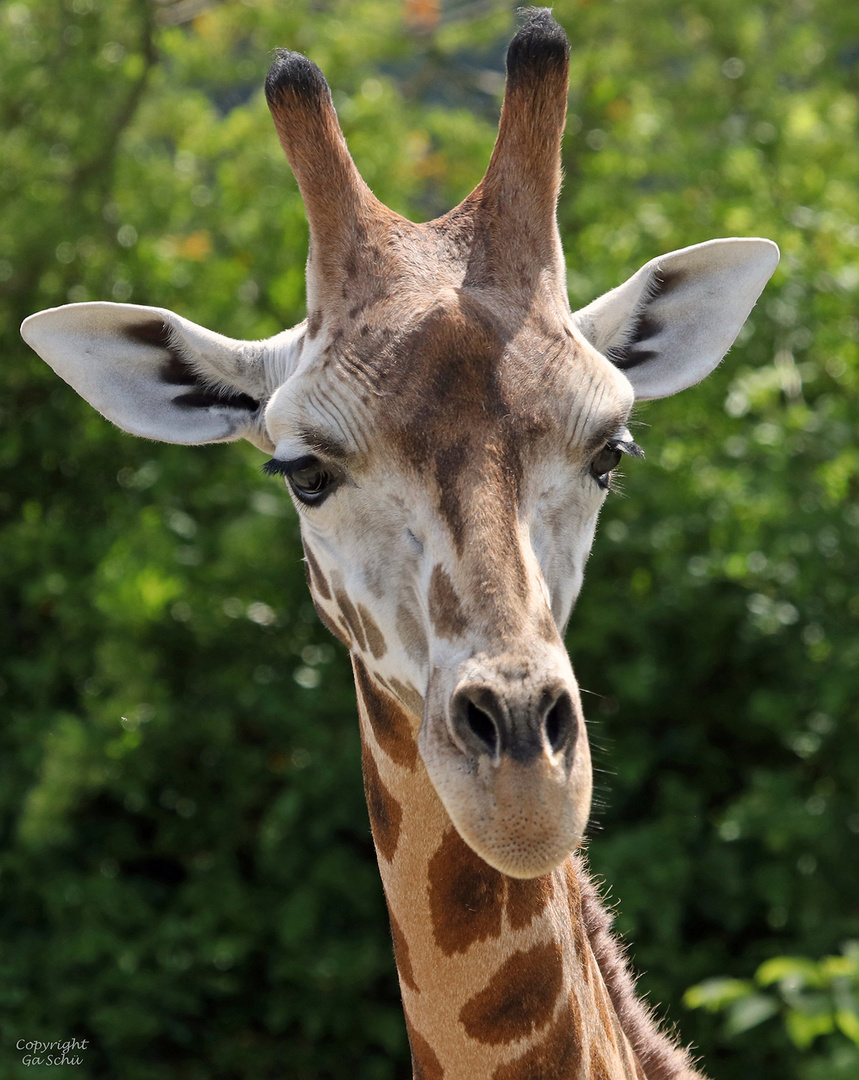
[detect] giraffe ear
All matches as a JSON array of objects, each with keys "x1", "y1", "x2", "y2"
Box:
[
  {"x1": 572, "y1": 238, "x2": 780, "y2": 399},
  {"x1": 21, "y1": 302, "x2": 297, "y2": 451}
]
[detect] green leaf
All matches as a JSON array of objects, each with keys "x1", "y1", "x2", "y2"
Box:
[
  {"x1": 684, "y1": 977, "x2": 754, "y2": 1012},
  {"x1": 756, "y1": 956, "x2": 825, "y2": 989},
  {"x1": 725, "y1": 994, "x2": 781, "y2": 1036},
  {"x1": 785, "y1": 1010, "x2": 835, "y2": 1050},
  {"x1": 835, "y1": 1008, "x2": 859, "y2": 1046},
  {"x1": 821, "y1": 954, "x2": 859, "y2": 981}
]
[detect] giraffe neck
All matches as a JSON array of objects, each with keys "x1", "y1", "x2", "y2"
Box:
[{"x1": 353, "y1": 657, "x2": 692, "y2": 1080}]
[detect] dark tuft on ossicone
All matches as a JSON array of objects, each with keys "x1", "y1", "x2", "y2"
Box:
[
  {"x1": 506, "y1": 8, "x2": 570, "y2": 87},
  {"x1": 265, "y1": 49, "x2": 331, "y2": 107}
]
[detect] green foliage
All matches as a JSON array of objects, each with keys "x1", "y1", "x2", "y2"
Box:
[
  {"x1": 686, "y1": 944, "x2": 859, "y2": 1076},
  {"x1": 2, "y1": 1, "x2": 858, "y2": 1078}
]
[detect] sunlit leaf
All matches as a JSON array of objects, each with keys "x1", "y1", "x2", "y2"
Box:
[
  {"x1": 684, "y1": 978, "x2": 754, "y2": 1011},
  {"x1": 725, "y1": 994, "x2": 781, "y2": 1036},
  {"x1": 785, "y1": 1009, "x2": 835, "y2": 1050},
  {"x1": 757, "y1": 956, "x2": 826, "y2": 989}
]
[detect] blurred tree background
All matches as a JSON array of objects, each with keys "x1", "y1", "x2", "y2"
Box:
[{"x1": 1, "y1": 0, "x2": 857, "y2": 1077}]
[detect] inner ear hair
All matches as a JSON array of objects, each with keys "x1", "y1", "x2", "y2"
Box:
[
  {"x1": 603, "y1": 267, "x2": 679, "y2": 371},
  {"x1": 126, "y1": 317, "x2": 262, "y2": 414}
]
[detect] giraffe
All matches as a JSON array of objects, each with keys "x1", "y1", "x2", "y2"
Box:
[{"x1": 21, "y1": 9, "x2": 779, "y2": 1078}]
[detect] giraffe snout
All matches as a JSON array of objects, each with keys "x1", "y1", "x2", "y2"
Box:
[{"x1": 419, "y1": 652, "x2": 592, "y2": 878}]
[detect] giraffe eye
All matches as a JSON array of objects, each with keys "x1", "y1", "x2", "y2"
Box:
[
  {"x1": 288, "y1": 456, "x2": 339, "y2": 504},
  {"x1": 263, "y1": 455, "x2": 339, "y2": 505},
  {"x1": 590, "y1": 444, "x2": 623, "y2": 489}
]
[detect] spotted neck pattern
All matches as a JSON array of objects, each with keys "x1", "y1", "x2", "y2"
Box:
[{"x1": 352, "y1": 656, "x2": 704, "y2": 1080}]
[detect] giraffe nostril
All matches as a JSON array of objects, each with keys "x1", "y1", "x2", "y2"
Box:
[
  {"x1": 465, "y1": 700, "x2": 499, "y2": 755},
  {"x1": 451, "y1": 682, "x2": 577, "y2": 762},
  {"x1": 543, "y1": 692, "x2": 575, "y2": 756},
  {"x1": 450, "y1": 686, "x2": 504, "y2": 758},
  {"x1": 545, "y1": 702, "x2": 563, "y2": 752}
]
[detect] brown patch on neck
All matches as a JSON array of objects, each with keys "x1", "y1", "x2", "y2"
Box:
[
  {"x1": 590, "y1": 1046, "x2": 615, "y2": 1080},
  {"x1": 353, "y1": 657, "x2": 418, "y2": 769},
  {"x1": 427, "y1": 827, "x2": 505, "y2": 956},
  {"x1": 596, "y1": 979, "x2": 622, "y2": 1055},
  {"x1": 505, "y1": 873, "x2": 554, "y2": 931},
  {"x1": 360, "y1": 739, "x2": 402, "y2": 862},
  {"x1": 564, "y1": 858, "x2": 591, "y2": 983},
  {"x1": 389, "y1": 907, "x2": 419, "y2": 994},
  {"x1": 428, "y1": 564, "x2": 467, "y2": 640},
  {"x1": 404, "y1": 1010, "x2": 445, "y2": 1080},
  {"x1": 491, "y1": 995, "x2": 583, "y2": 1080},
  {"x1": 459, "y1": 940, "x2": 563, "y2": 1045}
]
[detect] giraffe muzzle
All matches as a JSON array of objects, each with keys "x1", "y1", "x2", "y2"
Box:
[{"x1": 419, "y1": 655, "x2": 592, "y2": 879}]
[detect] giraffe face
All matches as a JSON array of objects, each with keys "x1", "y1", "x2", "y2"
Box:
[
  {"x1": 21, "y1": 12, "x2": 778, "y2": 885},
  {"x1": 264, "y1": 287, "x2": 635, "y2": 877}
]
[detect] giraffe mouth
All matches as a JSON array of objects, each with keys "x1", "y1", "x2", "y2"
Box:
[{"x1": 418, "y1": 660, "x2": 593, "y2": 878}]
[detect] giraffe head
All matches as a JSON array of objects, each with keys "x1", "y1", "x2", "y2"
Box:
[{"x1": 21, "y1": 10, "x2": 778, "y2": 878}]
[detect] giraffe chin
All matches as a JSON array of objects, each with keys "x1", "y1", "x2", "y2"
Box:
[{"x1": 418, "y1": 719, "x2": 593, "y2": 880}]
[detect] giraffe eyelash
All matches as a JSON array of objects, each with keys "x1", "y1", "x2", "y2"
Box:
[
  {"x1": 262, "y1": 458, "x2": 290, "y2": 477},
  {"x1": 610, "y1": 437, "x2": 644, "y2": 459},
  {"x1": 608, "y1": 427, "x2": 645, "y2": 459}
]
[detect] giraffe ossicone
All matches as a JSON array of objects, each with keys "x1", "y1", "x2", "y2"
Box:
[{"x1": 22, "y1": 8, "x2": 779, "y2": 1076}]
